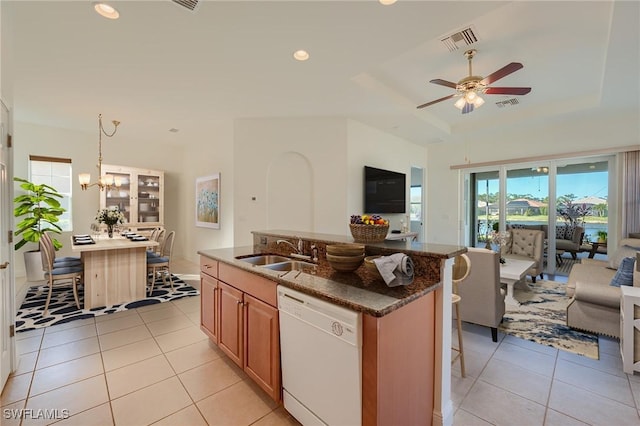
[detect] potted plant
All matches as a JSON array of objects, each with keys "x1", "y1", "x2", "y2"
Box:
[
  {"x1": 596, "y1": 230, "x2": 608, "y2": 244},
  {"x1": 13, "y1": 177, "x2": 66, "y2": 281}
]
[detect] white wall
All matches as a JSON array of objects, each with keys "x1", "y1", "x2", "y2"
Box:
[
  {"x1": 180, "y1": 119, "x2": 235, "y2": 264},
  {"x1": 426, "y1": 110, "x2": 640, "y2": 245},
  {"x1": 347, "y1": 119, "x2": 427, "y2": 233},
  {"x1": 233, "y1": 117, "x2": 348, "y2": 247}
]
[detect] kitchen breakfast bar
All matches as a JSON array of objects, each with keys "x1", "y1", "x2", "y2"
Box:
[
  {"x1": 71, "y1": 235, "x2": 158, "y2": 309},
  {"x1": 199, "y1": 230, "x2": 465, "y2": 426}
]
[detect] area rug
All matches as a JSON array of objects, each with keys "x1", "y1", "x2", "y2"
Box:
[
  {"x1": 499, "y1": 279, "x2": 599, "y2": 359},
  {"x1": 15, "y1": 274, "x2": 199, "y2": 333}
]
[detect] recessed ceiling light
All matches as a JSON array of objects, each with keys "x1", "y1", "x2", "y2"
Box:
[
  {"x1": 379, "y1": 0, "x2": 398, "y2": 5},
  {"x1": 94, "y1": 2, "x2": 120, "y2": 19},
  {"x1": 293, "y1": 50, "x2": 310, "y2": 61}
]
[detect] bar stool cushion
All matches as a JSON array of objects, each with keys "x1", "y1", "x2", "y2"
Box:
[{"x1": 147, "y1": 256, "x2": 169, "y2": 264}]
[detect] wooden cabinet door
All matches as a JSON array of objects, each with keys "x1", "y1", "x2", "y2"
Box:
[
  {"x1": 218, "y1": 281, "x2": 244, "y2": 367},
  {"x1": 244, "y1": 293, "x2": 281, "y2": 402},
  {"x1": 200, "y1": 274, "x2": 218, "y2": 342}
]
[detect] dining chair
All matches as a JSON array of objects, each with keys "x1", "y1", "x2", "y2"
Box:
[
  {"x1": 39, "y1": 238, "x2": 83, "y2": 315},
  {"x1": 451, "y1": 253, "x2": 471, "y2": 377},
  {"x1": 147, "y1": 228, "x2": 166, "y2": 258},
  {"x1": 41, "y1": 232, "x2": 82, "y2": 267},
  {"x1": 147, "y1": 230, "x2": 175, "y2": 295}
]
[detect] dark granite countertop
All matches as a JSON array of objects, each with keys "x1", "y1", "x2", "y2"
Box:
[
  {"x1": 252, "y1": 229, "x2": 465, "y2": 259},
  {"x1": 198, "y1": 231, "x2": 465, "y2": 317}
]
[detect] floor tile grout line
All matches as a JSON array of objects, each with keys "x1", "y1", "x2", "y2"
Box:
[
  {"x1": 453, "y1": 330, "x2": 504, "y2": 422},
  {"x1": 541, "y1": 344, "x2": 561, "y2": 425},
  {"x1": 551, "y1": 375, "x2": 639, "y2": 409},
  {"x1": 15, "y1": 327, "x2": 45, "y2": 425}
]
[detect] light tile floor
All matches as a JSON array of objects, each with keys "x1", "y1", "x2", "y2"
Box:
[
  {"x1": 451, "y1": 270, "x2": 640, "y2": 426},
  {"x1": 2, "y1": 259, "x2": 300, "y2": 426},
  {"x1": 3, "y1": 261, "x2": 640, "y2": 425}
]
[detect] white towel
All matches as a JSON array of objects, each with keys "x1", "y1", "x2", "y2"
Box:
[{"x1": 373, "y1": 253, "x2": 414, "y2": 287}]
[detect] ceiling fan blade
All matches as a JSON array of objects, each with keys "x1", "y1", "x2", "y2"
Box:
[
  {"x1": 484, "y1": 87, "x2": 531, "y2": 95},
  {"x1": 416, "y1": 94, "x2": 457, "y2": 109},
  {"x1": 480, "y1": 62, "x2": 523, "y2": 86},
  {"x1": 429, "y1": 79, "x2": 458, "y2": 89}
]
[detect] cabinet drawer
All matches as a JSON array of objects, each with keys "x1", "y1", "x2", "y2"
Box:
[
  {"x1": 219, "y1": 263, "x2": 277, "y2": 307},
  {"x1": 200, "y1": 257, "x2": 219, "y2": 278}
]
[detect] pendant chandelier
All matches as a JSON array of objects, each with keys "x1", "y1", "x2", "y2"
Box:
[{"x1": 78, "y1": 114, "x2": 121, "y2": 191}]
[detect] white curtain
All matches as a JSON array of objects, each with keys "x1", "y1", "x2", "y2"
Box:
[{"x1": 621, "y1": 150, "x2": 640, "y2": 238}]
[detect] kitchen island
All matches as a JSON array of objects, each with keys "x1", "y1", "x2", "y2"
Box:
[{"x1": 198, "y1": 230, "x2": 465, "y2": 426}]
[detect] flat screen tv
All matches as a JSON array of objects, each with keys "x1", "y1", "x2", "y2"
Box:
[{"x1": 364, "y1": 166, "x2": 406, "y2": 214}]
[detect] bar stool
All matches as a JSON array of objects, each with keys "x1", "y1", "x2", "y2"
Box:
[{"x1": 452, "y1": 253, "x2": 471, "y2": 377}]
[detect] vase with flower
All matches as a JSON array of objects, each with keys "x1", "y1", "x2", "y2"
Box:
[
  {"x1": 489, "y1": 230, "x2": 509, "y2": 264},
  {"x1": 95, "y1": 207, "x2": 126, "y2": 238}
]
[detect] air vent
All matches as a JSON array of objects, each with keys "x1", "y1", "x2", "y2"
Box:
[
  {"x1": 440, "y1": 26, "x2": 479, "y2": 52},
  {"x1": 495, "y1": 98, "x2": 520, "y2": 108},
  {"x1": 172, "y1": 0, "x2": 199, "y2": 11}
]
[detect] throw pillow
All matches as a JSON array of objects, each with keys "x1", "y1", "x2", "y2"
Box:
[
  {"x1": 565, "y1": 226, "x2": 575, "y2": 241},
  {"x1": 556, "y1": 225, "x2": 567, "y2": 240},
  {"x1": 610, "y1": 257, "x2": 637, "y2": 287}
]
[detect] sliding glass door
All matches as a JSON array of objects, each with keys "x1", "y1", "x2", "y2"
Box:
[
  {"x1": 467, "y1": 157, "x2": 611, "y2": 276},
  {"x1": 470, "y1": 170, "x2": 499, "y2": 247}
]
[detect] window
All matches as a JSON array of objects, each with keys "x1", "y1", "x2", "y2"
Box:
[
  {"x1": 410, "y1": 186, "x2": 422, "y2": 221},
  {"x1": 29, "y1": 155, "x2": 72, "y2": 232}
]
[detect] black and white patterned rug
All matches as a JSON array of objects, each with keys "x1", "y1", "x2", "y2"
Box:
[
  {"x1": 499, "y1": 279, "x2": 599, "y2": 359},
  {"x1": 16, "y1": 274, "x2": 199, "y2": 333}
]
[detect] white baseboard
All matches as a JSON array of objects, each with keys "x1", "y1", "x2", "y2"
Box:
[{"x1": 14, "y1": 275, "x2": 33, "y2": 308}]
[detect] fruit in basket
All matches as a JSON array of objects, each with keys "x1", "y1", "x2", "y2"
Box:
[{"x1": 350, "y1": 214, "x2": 389, "y2": 226}]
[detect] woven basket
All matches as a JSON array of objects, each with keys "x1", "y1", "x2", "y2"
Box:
[{"x1": 349, "y1": 223, "x2": 389, "y2": 243}]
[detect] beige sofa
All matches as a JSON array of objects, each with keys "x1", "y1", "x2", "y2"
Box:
[
  {"x1": 502, "y1": 228, "x2": 545, "y2": 283},
  {"x1": 455, "y1": 247, "x2": 505, "y2": 342},
  {"x1": 566, "y1": 239, "x2": 640, "y2": 337}
]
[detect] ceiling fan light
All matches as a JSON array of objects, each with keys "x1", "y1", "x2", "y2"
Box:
[
  {"x1": 464, "y1": 91, "x2": 477, "y2": 102},
  {"x1": 454, "y1": 97, "x2": 466, "y2": 110},
  {"x1": 473, "y1": 96, "x2": 485, "y2": 107}
]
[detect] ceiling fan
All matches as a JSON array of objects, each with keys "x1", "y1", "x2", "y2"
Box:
[{"x1": 416, "y1": 49, "x2": 531, "y2": 114}]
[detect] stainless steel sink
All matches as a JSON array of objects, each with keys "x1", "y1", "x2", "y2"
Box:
[
  {"x1": 262, "y1": 261, "x2": 317, "y2": 272},
  {"x1": 236, "y1": 254, "x2": 291, "y2": 265}
]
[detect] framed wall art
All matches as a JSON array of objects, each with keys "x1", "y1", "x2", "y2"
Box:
[{"x1": 196, "y1": 173, "x2": 220, "y2": 229}]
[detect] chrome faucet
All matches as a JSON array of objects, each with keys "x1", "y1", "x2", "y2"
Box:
[
  {"x1": 277, "y1": 239, "x2": 302, "y2": 254},
  {"x1": 277, "y1": 239, "x2": 317, "y2": 262}
]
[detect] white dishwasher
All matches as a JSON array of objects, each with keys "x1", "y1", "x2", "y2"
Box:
[{"x1": 277, "y1": 286, "x2": 362, "y2": 426}]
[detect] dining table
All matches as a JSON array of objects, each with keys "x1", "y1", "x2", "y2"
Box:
[{"x1": 71, "y1": 234, "x2": 159, "y2": 309}]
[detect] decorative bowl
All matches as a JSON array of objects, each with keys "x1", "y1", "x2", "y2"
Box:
[
  {"x1": 326, "y1": 253, "x2": 365, "y2": 272},
  {"x1": 364, "y1": 255, "x2": 382, "y2": 277},
  {"x1": 326, "y1": 243, "x2": 365, "y2": 257}
]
